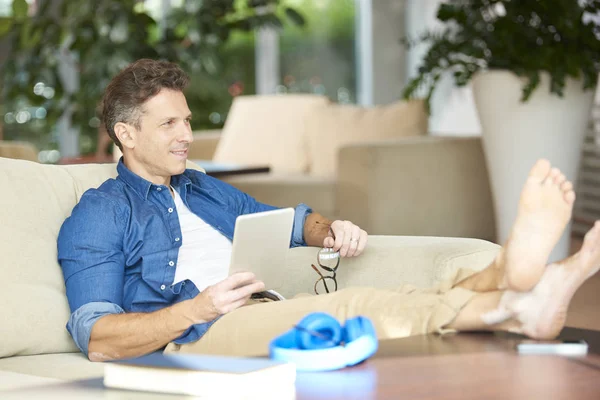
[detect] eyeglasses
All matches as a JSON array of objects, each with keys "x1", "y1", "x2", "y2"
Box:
[{"x1": 311, "y1": 247, "x2": 340, "y2": 295}]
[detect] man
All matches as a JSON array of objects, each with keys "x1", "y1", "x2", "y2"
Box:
[{"x1": 58, "y1": 59, "x2": 600, "y2": 362}]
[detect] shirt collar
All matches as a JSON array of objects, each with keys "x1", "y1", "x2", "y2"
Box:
[
  {"x1": 171, "y1": 171, "x2": 192, "y2": 189},
  {"x1": 116, "y1": 158, "x2": 192, "y2": 200}
]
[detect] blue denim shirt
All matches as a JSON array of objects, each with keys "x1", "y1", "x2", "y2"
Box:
[{"x1": 57, "y1": 160, "x2": 312, "y2": 357}]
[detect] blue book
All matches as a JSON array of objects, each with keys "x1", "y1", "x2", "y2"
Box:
[{"x1": 103, "y1": 352, "x2": 296, "y2": 398}]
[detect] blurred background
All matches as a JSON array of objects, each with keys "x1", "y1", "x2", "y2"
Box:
[
  {"x1": 0, "y1": 0, "x2": 504, "y2": 162},
  {"x1": 0, "y1": 0, "x2": 361, "y2": 161}
]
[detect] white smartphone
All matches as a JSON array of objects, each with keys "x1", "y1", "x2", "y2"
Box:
[{"x1": 516, "y1": 339, "x2": 588, "y2": 356}]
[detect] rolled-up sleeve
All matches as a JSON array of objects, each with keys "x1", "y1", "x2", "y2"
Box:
[
  {"x1": 67, "y1": 302, "x2": 125, "y2": 356},
  {"x1": 291, "y1": 203, "x2": 313, "y2": 247},
  {"x1": 57, "y1": 192, "x2": 127, "y2": 356}
]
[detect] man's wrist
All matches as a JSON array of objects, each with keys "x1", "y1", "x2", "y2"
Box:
[
  {"x1": 303, "y1": 212, "x2": 333, "y2": 247},
  {"x1": 169, "y1": 298, "x2": 205, "y2": 328},
  {"x1": 176, "y1": 295, "x2": 219, "y2": 326}
]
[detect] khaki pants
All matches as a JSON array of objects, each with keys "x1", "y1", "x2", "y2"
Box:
[{"x1": 164, "y1": 268, "x2": 478, "y2": 357}]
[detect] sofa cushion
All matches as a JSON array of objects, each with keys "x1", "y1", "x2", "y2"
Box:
[
  {"x1": 188, "y1": 130, "x2": 222, "y2": 160},
  {"x1": 212, "y1": 94, "x2": 329, "y2": 174},
  {"x1": 0, "y1": 158, "x2": 203, "y2": 358},
  {"x1": 305, "y1": 99, "x2": 428, "y2": 178},
  {"x1": 0, "y1": 158, "x2": 119, "y2": 358},
  {"x1": 0, "y1": 353, "x2": 102, "y2": 382}
]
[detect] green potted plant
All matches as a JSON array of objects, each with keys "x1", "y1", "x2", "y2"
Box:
[{"x1": 403, "y1": 0, "x2": 600, "y2": 259}]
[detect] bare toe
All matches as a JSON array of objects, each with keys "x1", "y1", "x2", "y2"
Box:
[
  {"x1": 564, "y1": 190, "x2": 576, "y2": 205},
  {"x1": 545, "y1": 168, "x2": 560, "y2": 185},
  {"x1": 561, "y1": 180, "x2": 573, "y2": 192},
  {"x1": 554, "y1": 173, "x2": 566, "y2": 187},
  {"x1": 529, "y1": 159, "x2": 551, "y2": 181}
]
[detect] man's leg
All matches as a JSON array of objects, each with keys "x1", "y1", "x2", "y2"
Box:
[
  {"x1": 454, "y1": 159, "x2": 575, "y2": 293},
  {"x1": 167, "y1": 221, "x2": 600, "y2": 357},
  {"x1": 166, "y1": 283, "x2": 479, "y2": 357}
]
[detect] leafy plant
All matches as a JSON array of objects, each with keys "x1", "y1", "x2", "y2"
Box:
[
  {"x1": 0, "y1": 0, "x2": 304, "y2": 154},
  {"x1": 402, "y1": 0, "x2": 600, "y2": 112}
]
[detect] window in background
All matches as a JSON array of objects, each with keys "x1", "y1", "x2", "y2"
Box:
[
  {"x1": 0, "y1": 0, "x2": 11, "y2": 15},
  {"x1": 190, "y1": 29, "x2": 258, "y2": 130},
  {"x1": 277, "y1": 0, "x2": 356, "y2": 103},
  {"x1": 143, "y1": 0, "x2": 164, "y2": 19},
  {"x1": 183, "y1": 0, "x2": 358, "y2": 131}
]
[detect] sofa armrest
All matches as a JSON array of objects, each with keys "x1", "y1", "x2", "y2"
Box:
[
  {"x1": 189, "y1": 130, "x2": 222, "y2": 160},
  {"x1": 335, "y1": 136, "x2": 496, "y2": 241},
  {"x1": 277, "y1": 235, "x2": 499, "y2": 298}
]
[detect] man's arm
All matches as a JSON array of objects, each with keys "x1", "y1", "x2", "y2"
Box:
[
  {"x1": 87, "y1": 301, "x2": 194, "y2": 361},
  {"x1": 88, "y1": 272, "x2": 264, "y2": 361},
  {"x1": 204, "y1": 173, "x2": 368, "y2": 254},
  {"x1": 303, "y1": 212, "x2": 368, "y2": 257},
  {"x1": 59, "y1": 192, "x2": 264, "y2": 360}
]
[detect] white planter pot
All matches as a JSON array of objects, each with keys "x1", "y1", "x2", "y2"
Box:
[{"x1": 473, "y1": 70, "x2": 595, "y2": 262}]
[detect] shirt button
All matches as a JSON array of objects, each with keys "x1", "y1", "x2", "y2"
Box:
[
  {"x1": 168, "y1": 208, "x2": 174, "y2": 213},
  {"x1": 175, "y1": 237, "x2": 180, "y2": 242},
  {"x1": 168, "y1": 261, "x2": 175, "y2": 266},
  {"x1": 160, "y1": 284, "x2": 166, "y2": 290},
  {"x1": 157, "y1": 187, "x2": 162, "y2": 191}
]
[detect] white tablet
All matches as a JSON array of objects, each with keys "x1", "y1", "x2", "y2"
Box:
[{"x1": 229, "y1": 208, "x2": 295, "y2": 290}]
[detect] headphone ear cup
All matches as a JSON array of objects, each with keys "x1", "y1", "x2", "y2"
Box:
[
  {"x1": 295, "y1": 312, "x2": 342, "y2": 350},
  {"x1": 343, "y1": 316, "x2": 367, "y2": 343}
]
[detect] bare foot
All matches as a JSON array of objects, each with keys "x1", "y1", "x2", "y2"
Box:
[
  {"x1": 499, "y1": 159, "x2": 576, "y2": 292},
  {"x1": 502, "y1": 222, "x2": 600, "y2": 339}
]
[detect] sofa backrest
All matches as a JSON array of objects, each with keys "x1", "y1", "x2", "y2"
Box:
[
  {"x1": 0, "y1": 158, "x2": 118, "y2": 357},
  {"x1": 213, "y1": 94, "x2": 330, "y2": 174},
  {"x1": 0, "y1": 158, "x2": 202, "y2": 358},
  {"x1": 212, "y1": 95, "x2": 428, "y2": 178},
  {"x1": 305, "y1": 99, "x2": 428, "y2": 178},
  {"x1": 0, "y1": 141, "x2": 39, "y2": 162}
]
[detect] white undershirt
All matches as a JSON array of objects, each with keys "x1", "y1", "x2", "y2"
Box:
[{"x1": 171, "y1": 188, "x2": 231, "y2": 291}]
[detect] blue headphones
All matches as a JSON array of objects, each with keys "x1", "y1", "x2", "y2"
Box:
[{"x1": 269, "y1": 312, "x2": 378, "y2": 371}]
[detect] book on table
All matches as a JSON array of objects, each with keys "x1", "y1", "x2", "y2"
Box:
[{"x1": 103, "y1": 352, "x2": 296, "y2": 398}]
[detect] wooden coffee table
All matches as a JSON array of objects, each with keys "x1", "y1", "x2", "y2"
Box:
[
  {"x1": 4, "y1": 329, "x2": 599, "y2": 399},
  {"x1": 295, "y1": 327, "x2": 600, "y2": 399}
]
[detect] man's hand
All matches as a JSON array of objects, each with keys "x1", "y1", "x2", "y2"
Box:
[
  {"x1": 323, "y1": 220, "x2": 368, "y2": 258},
  {"x1": 189, "y1": 272, "x2": 265, "y2": 324}
]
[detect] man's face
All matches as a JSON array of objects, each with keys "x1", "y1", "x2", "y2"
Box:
[{"x1": 119, "y1": 89, "x2": 193, "y2": 186}]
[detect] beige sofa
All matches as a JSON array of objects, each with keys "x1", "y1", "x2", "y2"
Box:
[
  {"x1": 0, "y1": 140, "x2": 38, "y2": 162},
  {"x1": 185, "y1": 95, "x2": 496, "y2": 242},
  {"x1": 0, "y1": 156, "x2": 501, "y2": 390}
]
